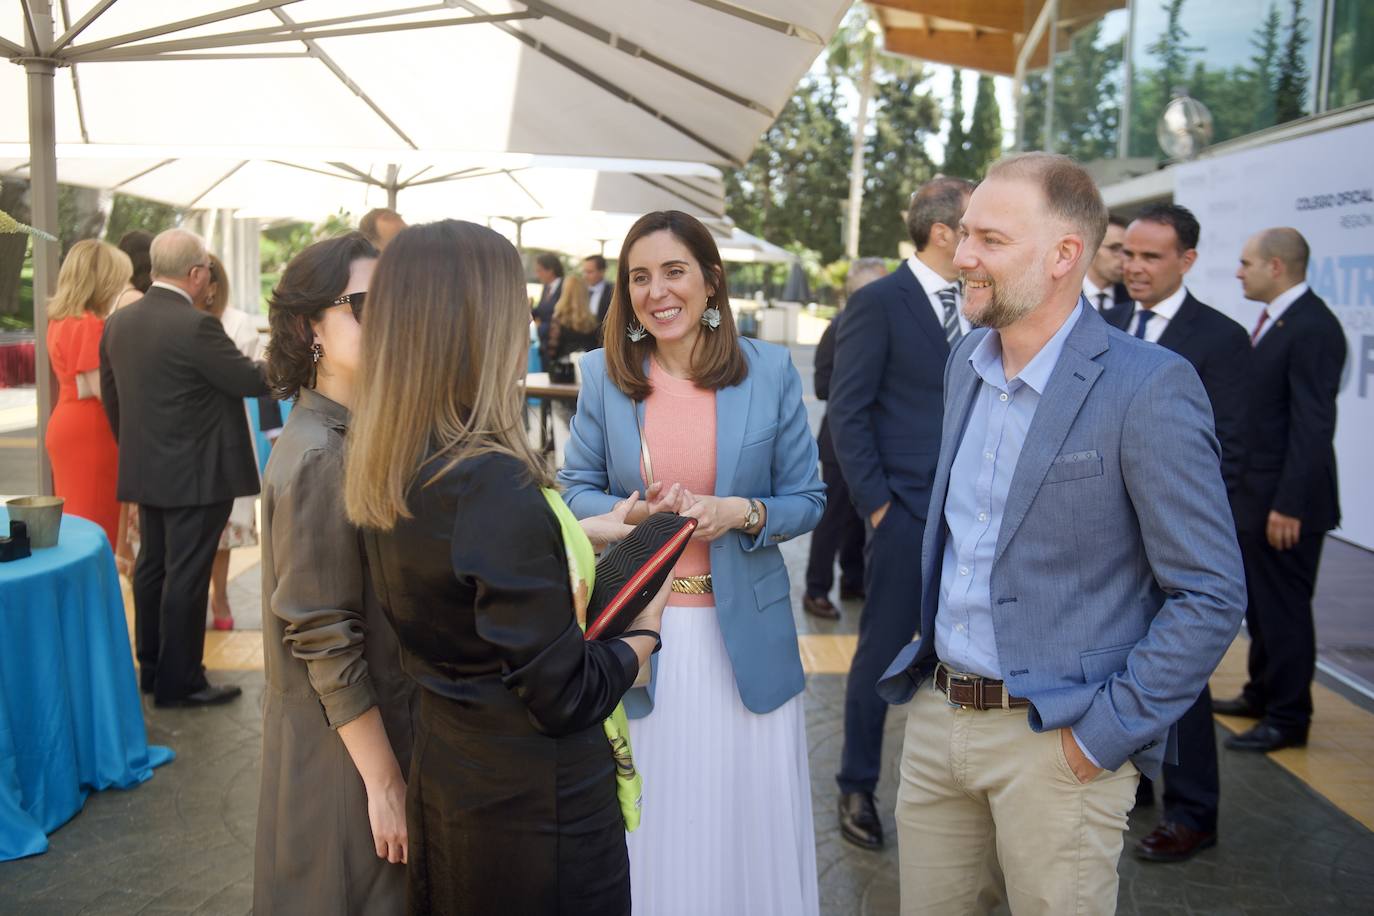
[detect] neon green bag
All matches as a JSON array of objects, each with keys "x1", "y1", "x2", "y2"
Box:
[{"x1": 541, "y1": 489, "x2": 644, "y2": 832}]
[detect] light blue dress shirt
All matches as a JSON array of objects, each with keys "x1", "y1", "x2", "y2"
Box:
[{"x1": 935, "y1": 304, "x2": 1084, "y2": 678}]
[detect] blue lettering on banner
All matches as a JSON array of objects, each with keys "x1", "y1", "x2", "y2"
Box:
[
  {"x1": 1361, "y1": 336, "x2": 1374, "y2": 399},
  {"x1": 1310, "y1": 255, "x2": 1374, "y2": 308}
]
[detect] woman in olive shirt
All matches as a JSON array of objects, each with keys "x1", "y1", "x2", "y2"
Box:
[{"x1": 254, "y1": 233, "x2": 417, "y2": 916}]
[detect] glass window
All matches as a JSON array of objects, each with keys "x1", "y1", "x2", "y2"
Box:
[
  {"x1": 1047, "y1": 9, "x2": 1130, "y2": 161},
  {"x1": 1128, "y1": 0, "x2": 1319, "y2": 159},
  {"x1": 1328, "y1": 0, "x2": 1374, "y2": 109}
]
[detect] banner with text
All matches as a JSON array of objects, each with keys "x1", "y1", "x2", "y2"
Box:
[{"x1": 1176, "y1": 118, "x2": 1374, "y2": 550}]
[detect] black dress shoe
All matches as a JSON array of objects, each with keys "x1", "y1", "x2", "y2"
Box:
[
  {"x1": 838, "y1": 791, "x2": 884, "y2": 850},
  {"x1": 1212, "y1": 695, "x2": 1264, "y2": 718},
  {"x1": 1224, "y1": 722, "x2": 1307, "y2": 752},
  {"x1": 803, "y1": 594, "x2": 841, "y2": 620},
  {"x1": 1133, "y1": 821, "x2": 1217, "y2": 863},
  {"x1": 154, "y1": 684, "x2": 243, "y2": 708},
  {"x1": 839, "y1": 586, "x2": 866, "y2": 601}
]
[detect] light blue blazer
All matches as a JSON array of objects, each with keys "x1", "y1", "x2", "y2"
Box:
[
  {"x1": 559, "y1": 338, "x2": 825, "y2": 717},
  {"x1": 878, "y1": 304, "x2": 1247, "y2": 778}
]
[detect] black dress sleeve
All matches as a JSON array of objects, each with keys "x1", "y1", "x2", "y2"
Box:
[{"x1": 451, "y1": 454, "x2": 639, "y2": 736}]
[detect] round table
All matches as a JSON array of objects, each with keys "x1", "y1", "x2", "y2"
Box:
[{"x1": 0, "y1": 508, "x2": 174, "y2": 860}]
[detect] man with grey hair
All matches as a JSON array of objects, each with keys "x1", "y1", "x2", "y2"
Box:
[
  {"x1": 100, "y1": 227, "x2": 269, "y2": 708},
  {"x1": 1217, "y1": 227, "x2": 1346, "y2": 753},
  {"x1": 828, "y1": 176, "x2": 973, "y2": 850},
  {"x1": 877, "y1": 153, "x2": 1245, "y2": 913}
]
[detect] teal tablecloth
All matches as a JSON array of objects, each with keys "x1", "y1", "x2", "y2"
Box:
[{"x1": 0, "y1": 509, "x2": 174, "y2": 860}]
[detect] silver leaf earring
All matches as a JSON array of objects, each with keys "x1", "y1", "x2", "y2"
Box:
[
  {"x1": 310, "y1": 343, "x2": 323, "y2": 364},
  {"x1": 700, "y1": 304, "x2": 722, "y2": 330},
  {"x1": 626, "y1": 322, "x2": 648, "y2": 342}
]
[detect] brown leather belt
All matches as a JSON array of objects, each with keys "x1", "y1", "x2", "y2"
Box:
[{"x1": 935, "y1": 664, "x2": 1030, "y2": 711}]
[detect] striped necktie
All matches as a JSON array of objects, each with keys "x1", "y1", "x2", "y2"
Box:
[{"x1": 937, "y1": 286, "x2": 961, "y2": 347}]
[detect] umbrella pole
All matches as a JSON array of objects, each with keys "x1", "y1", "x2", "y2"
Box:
[
  {"x1": 386, "y1": 164, "x2": 399, "y2": 211},
  {"x1": 24, "y1": 1, "x2": 58, "y2": 495}
]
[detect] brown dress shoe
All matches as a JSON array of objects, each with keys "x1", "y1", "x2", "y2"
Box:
[
  {"x1": 1133, "y1": 821, "x2": 1216, "y2": 863},
  {"x1": 803, "y1": 594, "x2": 841, "y2": 620}
]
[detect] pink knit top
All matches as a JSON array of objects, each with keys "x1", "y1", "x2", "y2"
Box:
[{"x1": 643, "y1": 359, "x2": 716, "y2": 607}]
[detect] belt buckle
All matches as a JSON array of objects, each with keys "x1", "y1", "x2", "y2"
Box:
[{"x1": 941, "y1": 666, "x2": 983, "y2": 710}]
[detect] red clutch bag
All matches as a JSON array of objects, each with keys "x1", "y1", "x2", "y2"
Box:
[{"x1": 584, "y1": 513, "x2": 697, "y2": 641}]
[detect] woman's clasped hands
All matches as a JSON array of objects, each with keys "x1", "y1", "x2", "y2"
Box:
[{"x1": 644, "y1": 481, "x2": 751, "y2": 542}]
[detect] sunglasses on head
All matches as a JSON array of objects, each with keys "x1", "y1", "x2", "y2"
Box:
[{"x1": 332, "y1": 291, "x2": 365, "y2": 321}]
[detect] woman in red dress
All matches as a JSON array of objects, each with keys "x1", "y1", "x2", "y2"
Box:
[{"x1": 43, "y1": 239, "x2": 132, "y2": 547}]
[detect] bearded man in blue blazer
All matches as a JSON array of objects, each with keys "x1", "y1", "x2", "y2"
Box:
[{"x1": 877, "y1": 154, "x2": 1246, "y2": 915}]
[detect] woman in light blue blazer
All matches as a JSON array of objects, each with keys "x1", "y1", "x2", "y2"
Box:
[{"x1": 558, "y1": 211, "x2": 824, "y2": 916}]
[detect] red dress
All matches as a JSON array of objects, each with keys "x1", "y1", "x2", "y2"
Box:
[{"x1": 44, "y1": 313, "x2": 120, "y2": 545}]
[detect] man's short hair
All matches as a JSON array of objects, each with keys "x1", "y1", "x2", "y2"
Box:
[
  {"x1": 906, "y1": 177, "x2": 975, "y2": 251},
  {"x1": 1107, "y1": 214, "x2": 1127, "y2": 230},
  {"x1": 1134, "y1": 203, "x2": 1200, "y2": 252},
  {"x1": 149, "y1": 228, "x2": 208, "y2": 279},
  {"x1": 359, "y1": 208, "x2": 402, "y2": 242},
  {"x1": 1256, "y1": 227, "x2": 1310, "y2": 277},
  {"x1": 583, "y1": 254, "x2": 607, "y2": 272},
  {"x1": 535, "y1": 252, "x2": 564, "y2": 278},
  {"x1": 984, "y1": 153, "x2": 1109, "y2": 254},
  {"x1": 846, "y1": 257, "x2": 888, "y2": 295}
]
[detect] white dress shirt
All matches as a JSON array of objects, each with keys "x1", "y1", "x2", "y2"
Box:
[
  {"x1": 1251, "y1": 281, "x2": 1309, "y2": 343},
  {"x1": 588, "y1": 279, "x2": 609, "y2": 317},
  {"x1": 906, "y1": 254, "x2": 970, "y2": 335},
  {"x1": 149, "y1": 280, "x2": 193, "y2": 304},
  {"x1": 1129, "y1": 284, "x2": 1188, "y2": 344},
  {"x1": 1082, "y1": 276, "x2": 1113, "y2": 313}
]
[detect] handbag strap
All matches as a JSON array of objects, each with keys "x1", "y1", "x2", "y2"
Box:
[{"x1": 634, "y1": 400, "x2": 654, "y2": 487}]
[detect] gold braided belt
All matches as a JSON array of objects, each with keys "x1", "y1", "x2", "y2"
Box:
[{"x1": 670, "y1": 574, "x2": 713, "y2": 595}]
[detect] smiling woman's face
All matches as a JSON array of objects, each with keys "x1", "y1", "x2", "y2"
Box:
[{"x1": 625, "y1": 229, "x2": 715, "y2": 348}]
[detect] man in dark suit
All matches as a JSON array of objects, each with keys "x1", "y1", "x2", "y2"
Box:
[
  {"x1": 530, "y1": 252, "x2": 563, "y2": 360},
  {"x1": 580, "y1": 254, "x2": 615, "y2": 330},
  {"x1": 1216, "y1": 228, "x2": 1346, "y2": 753},
  {"x1": 1084, "y1": 214, "x2": 1131, "y2": 313},
  {"x1": 100, "y1": 228, "x2": 269, "y2": 707},
  {"x1": 828, "y1": 176, "x2": 973, "y2": 849},
  {"x1": 1107, "y1": 203, "x2": 1251, "y2": 863},
  {"x1": 802, "y1": 258, "x2": 887, "y2": 620}
]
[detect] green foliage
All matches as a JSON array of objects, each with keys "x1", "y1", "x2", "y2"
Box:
[
  {"x1": 1275, "y1": 0, "x2": 1312, "y2": 122},
  {"x1": 943, "y1": 70, "x2": 970, "y2": 176},
  {"x1": 1329, "y1": 0, "x2": 1374, "y2": 109},
  {"x1": 966, "y1": 76, "x2": 1004, "y2": 177},
  {"x1": 861, "y1": 69, "x2": 940, "y2": 256},
  {"x1": 259, "y1": 209, "x2": 354, "y2": 274},
  {"x1": 104, "y1": 193, "x2": 179, "y2": 244}
]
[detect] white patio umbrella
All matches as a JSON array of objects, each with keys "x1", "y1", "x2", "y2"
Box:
[{"x1": 2, "y1": 0, "x2": 849, "y2": 487}]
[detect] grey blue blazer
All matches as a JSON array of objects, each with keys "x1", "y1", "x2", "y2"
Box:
[
  {"x1": 558, "y1": 339, "x2": 825, "y2": 716},
  {"x1": 878, "y1": 303, "x2": 1247, "y2": 778}
]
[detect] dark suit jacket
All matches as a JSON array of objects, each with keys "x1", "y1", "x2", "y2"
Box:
[
  {"x1": 1086, "y1": 281, "x2": 1131, "y2": 313},
  {"x1": 1104, "y1": 291, "x2": 1251, "y2": 497},
  {"x1": 828, "y1": 265, "x2": 949, "y2": 522},
  {"x1": 1232, "y1": 288, "x2": 1345, "y2": 534},
  {"x1": 813, "y1": 313, "x2": 840, "y2": 465},
  {"x1": 531, "y1": 278, "x2": 561, "y2": 354},
  {"x1": 99, "y1": 284, "x2": 269, "y2": 508},
  {"x1": 589, "y1": 281, "x2": 615, "y2": 325}
]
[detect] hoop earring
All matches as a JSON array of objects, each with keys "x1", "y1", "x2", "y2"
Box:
[
  {"x1": 626, "y1": 322, "x2": 648, "y2": 343},
  {"x1": 310, "y1": 343, "x2": 323, "y2": 364}
]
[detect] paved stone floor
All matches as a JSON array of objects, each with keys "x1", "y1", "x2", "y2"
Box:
[{"x1": 3, "y1": 664, "x2": 1374, "y2": 915}]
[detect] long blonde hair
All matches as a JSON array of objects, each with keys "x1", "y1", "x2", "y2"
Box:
[
  {"x1": 47, "y1": 239, "x2": 132, "y2": 320},
  {"x1": 552, "y1": 274, "x2": 597, "y2": 334},
  {"x1": 345, "y1": 219, "x2": 551, "y2": 530}
]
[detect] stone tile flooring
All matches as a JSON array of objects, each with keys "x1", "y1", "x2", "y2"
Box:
[{"x1": 4, "y1": 666, "x2": 1374, "y2": 915}]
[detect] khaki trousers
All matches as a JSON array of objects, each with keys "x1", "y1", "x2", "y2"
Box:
[{"x1": 894, "y1": 680, "x2": 1139, "y2": 916}]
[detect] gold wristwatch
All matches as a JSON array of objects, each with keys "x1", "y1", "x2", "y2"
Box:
[{"x1": 742, "y1": 498, "x2": 762, "y2": 531}]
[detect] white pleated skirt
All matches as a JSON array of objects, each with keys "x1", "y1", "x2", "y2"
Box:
[{"x1": 626, "y1": 604, "x2": 819, "y2": 916}]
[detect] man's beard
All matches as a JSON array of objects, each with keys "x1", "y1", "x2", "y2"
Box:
[{"x1": 963, "y1": 264, "x2": 1047, "y2": 330}]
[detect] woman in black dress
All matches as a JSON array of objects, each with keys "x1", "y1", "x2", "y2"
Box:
[{"x1": 345, "y1": 219, "x2": 666, "y2": 916}]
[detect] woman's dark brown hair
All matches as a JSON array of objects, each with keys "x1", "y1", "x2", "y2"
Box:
[
  {"x1": 604, "y1": 210, "x2": 747, "y2": 400},
  {"x1": 117, "y1": 230, "x2": 153, "y2": 293},
  {"x1": 265, "y1": 232, "x2": 378, "y2": 400}
]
